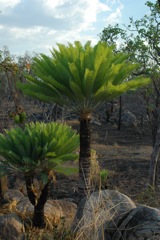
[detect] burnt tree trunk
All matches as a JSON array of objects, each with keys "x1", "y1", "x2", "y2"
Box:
[
  {"x1": 32, "y1": 181, "x2": 50, "y2": 228},
  {"x1": 25, "y1": 175, "x2": 50, "y2": 228},
  {"x1": 78, "y1": 115, "x2": 91, "y2": 200},
  {"x1": 149, "y1": 128, "x2": 160, "y2": 187},
  {"x1": 151, "y1": 79, "x2": 160, "y2": 147},
  {"x1": 151, "y1": 106, "x2": 159, "y2": 147},
  {"x1": 118, "y1": 96, "x2": 122, "y2": 131}
]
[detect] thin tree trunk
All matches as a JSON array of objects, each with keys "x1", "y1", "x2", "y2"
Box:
[
  {"x1": 151, "y1": 105, "x2": 159, "y2": 147},
  {"x1": 118, "y1": 96, "x2": 122, "y2": 130},
  {"x1": 78, "y1": 115, "x2": 91, "y2": 200},
  {"x1": 25, "y1": 175, "x2": 50, "y2": 228},
  {"x1": 25, "y1": 175, "x2": 36, "y2": 205},
  {"x1": 32, "y1": 181, "x2": 50, "y2": 228},
  {"x1": 151, "y1": 79, "x2": 160, "y2": 147},
  {"x1": 149, "y1": 128, "x2": 160, "y2": 187}
]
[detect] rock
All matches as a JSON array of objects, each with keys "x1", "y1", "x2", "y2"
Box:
[
  {"x1": 121, "y1": 110, "x2": 137, "y2": 127},
  {"x1": 72, "y1": 190, "x2": 136, "y2": 239},
  {"x1": 57, "y1": 199, "x2": 77, "y2": 228},
  {"x1": 4, "y1": 189, "x2": 24, "y2": 203},
  {"x1": 101, "y1": 205, "x2": 160, "y2": 240},
  {"x1": 16, "y1": 197, "x2": 77, "y2": 227},
  {"x1": 109, "y1": 110, "x2": 138, "y2": 127},
  {"x1": 0, "y1": 213, "x2": 24, "y2": 240}
]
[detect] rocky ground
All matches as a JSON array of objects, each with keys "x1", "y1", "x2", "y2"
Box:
[{"x1": 7, "y1": 119, "x2": 160, "y2": 208}]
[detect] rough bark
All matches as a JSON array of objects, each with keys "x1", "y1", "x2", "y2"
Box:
[
  {"x1": 78, "y1": 115, "x2": 91, "y2": 201},
  {"x1": 152, "y1": 107, "x2": 159, "y2": 147},
  {"x1": 25, "y1": 175, "x2": 50, "y2": 228},
  {"x1": 149, "y1": 128, "x2": 160, "y2": 187},
  {"x1": 25, "y1": 175, "x2": 36, "y2": 206},
  {"x1": 150, "y1": 79, "x2": 160, "y2": 147},
  {"x1": 32, "y1": 182, "x2": 50, "y2": 228}
]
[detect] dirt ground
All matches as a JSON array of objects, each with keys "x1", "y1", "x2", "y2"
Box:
[{"x1": 51, "y1": 120, "x2": 160, "y2": 207}]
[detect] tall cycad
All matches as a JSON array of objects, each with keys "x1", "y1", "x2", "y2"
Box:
[
  {"x1": 0, "y1": 122, "x2": 79, "y2": 228},
  {"x1": 18, "y1": 41, "x2": 150, "y2": 199}
]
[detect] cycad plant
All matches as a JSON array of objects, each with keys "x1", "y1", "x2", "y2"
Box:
[
  {"x1": 18, "y1": 41, "x2": 150, "y2": 199},
  {"x1": 0, "y1": 122, "x2": 79, "y2": 228}
]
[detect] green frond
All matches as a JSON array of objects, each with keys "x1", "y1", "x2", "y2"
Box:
[
  {"x1": 83, "y1": 69, "x2": 95, "y2": 97},
  {"x1": 112, "y1": 63, "x2": 139, "y2": 85},
  {"x1": 113, "y1": 52, "x2": 129, "y2": 64},
  {"x1": 94, "y1": 77, "x2": 150, "y2": 103},
  {"x1": 0, "y1": 122, "x2": 79, "y2": 175},
  {"x1": 18, "y1": 41, "x2": 151, "y2": 115},
  {"x1": 68, "y1": 62, "x2": 81, "y2": 86},
  {"x1": 69, "y1": 80, "x2": 85, "y2": 101}
]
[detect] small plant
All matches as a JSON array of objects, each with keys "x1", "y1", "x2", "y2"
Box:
[
  {"x1": 9, "y1": 109, "x2": 27, "y2": 124},
  {"x1": 0, "y1": 122, "x2": 79, "y2": 228},
  {"x1": 100, "y1": 169, "x2": 108, "y2": 189},
  {"x1": 90, "y1": 150, "x2": 109, "y2": 191}
]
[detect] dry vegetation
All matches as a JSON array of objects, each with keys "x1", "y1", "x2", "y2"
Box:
[{"x1": 1, "y1": 116, "x2": 159, "y2": 239}]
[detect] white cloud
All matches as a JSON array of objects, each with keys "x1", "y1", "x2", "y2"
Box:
[
  {"x1": 0, "y1": 0, "x2": 21, "y2": 13},
  {"x1": 0, "y1": 0, "x2": 121, "y2": 55},
  {"x1": 105, "y1": 4, "x2": 123, "y2": 24},
  {"x1": 42, "y1": 0, "x2": 110, "y2": 30},
  {"x1": 10, "y1": 26, "x2": 48, "y2": 39}
]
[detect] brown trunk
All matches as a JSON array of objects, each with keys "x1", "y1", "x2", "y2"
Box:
[
  {"x1": 149, "y1": 128, "x2": 160, "y2": 187},
  {"x1": 78, "y1": 115, "x2": 91, "y2": 200}
]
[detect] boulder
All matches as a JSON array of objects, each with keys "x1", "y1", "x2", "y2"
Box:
[
  {"x1": 72, "y1": 189, "x2": 160, "y2": 240},
  {"x1": 103, "y1": 205, "x2": 160, "y2": 240},
  {"x1": 72, "y1": 190, "x2": 136, "y2": 239},
  {"x1": 16, "y1": 197, "x2": 77, "y2": 227},
  {"x1": 4, "y1": 189, "x2": 24, "y2": 203},
  {"x1": 109, "y1": 110, "x2": 137, "y2": 127},
  {"x1": 121, "y1": 110, "x2": 137, "y2": 127},
  {"x1": 0, "y1": 213, "x2": 24, "y2": 240}
]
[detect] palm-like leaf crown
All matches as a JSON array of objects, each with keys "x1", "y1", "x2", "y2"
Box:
[
  {"x1": 0, "y1": 122, "x2": 79, "y2": 176},
  {"x1": 18, "y1": 41, "x2": 150, "y2": 115}
]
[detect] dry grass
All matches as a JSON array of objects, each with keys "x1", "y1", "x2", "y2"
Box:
[
  {"x1": 0, "y1": 200, "x2": 74, "y2": 240},
  {"x1": 136, "y1": 184, "x2": 160, "y2": 208}
]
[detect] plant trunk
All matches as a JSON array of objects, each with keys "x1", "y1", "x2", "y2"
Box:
[
  {"x1": 118, "y1": 96, "x2": 122, "y2": 130},
  {"x1": 25, "y1": 175, "x2": 36, "y2": 205},
  {"x1": 152, "y1": 113, "x2": 159, "y2": 148},
  {"x1": 149, "y1": 128, "x2": 160, "y2": 188},
  {"x1": 32, "y1": 182, "x2": 50, "y2": 228},
  {"x1": 151, "y1": 82, "x2": 160, "y2": 147},
  {"x1": 78, "y1": 115, "x2": 91, "y2": 200},
  {"x1": 25, "y1": 175, "x2": 50, "y2": 228}
]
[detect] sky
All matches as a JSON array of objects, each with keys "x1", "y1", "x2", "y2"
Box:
[{"x1": 0, "y1": 0, "x2": 155, "y2": 56}]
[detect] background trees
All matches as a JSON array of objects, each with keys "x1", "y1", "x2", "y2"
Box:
[
  {"x1": 99, "y1": 1, "x2": 160, "y2": 146},
  {"x1": 18, "y1": 41, "x2": 150, "y2": 200},
  {"x1": 99, "y1": 0, "x2": 160, "y2": 188}
]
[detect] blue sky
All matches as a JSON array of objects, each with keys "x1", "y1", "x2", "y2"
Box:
[{"x1": 0, "y1": 0, "x2": 155, "y2": 56}]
